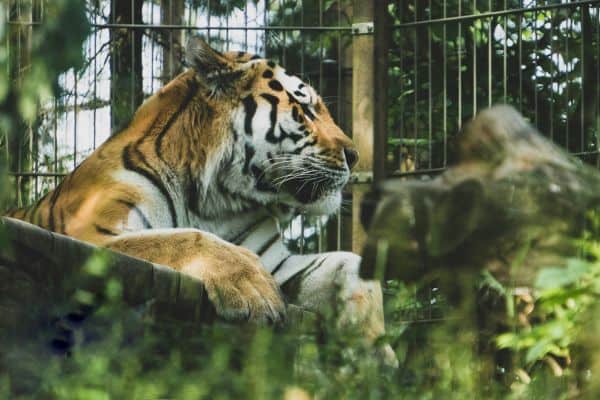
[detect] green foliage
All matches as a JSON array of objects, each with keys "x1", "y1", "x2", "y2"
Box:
[
  {"x1": 490, "y1": 214, "x2": 600, "y2": 397},
  {"x1": 386, "y1": 1, "x2": 600, "y2": 171},
  {"x1": 0, "y1": 0, "x2": 89, "y2": 210},
  {"x1": 2, "y1": 2, "x2": 600, "y2": 399}
]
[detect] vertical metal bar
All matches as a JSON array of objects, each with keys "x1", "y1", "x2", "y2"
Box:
[
  {"x1": 318, "y1": 0, "x2": 324, "y2": 94},
  {"x1": 374, "y1": 0, "x2": 388, "y2": 183},
  {"x1": 518, "y1": 0, "x2": 523, "y2": 111},
  {"x1": 550, "y1": 9, "x2": 555, "y2": 142},
  {"x1": 93, "y1": 6, "x2": 98, "y2": 149},
  {"x1": 458, "y1": 0, "x2": 462, "y2": 124},
  {"x1": 443, "y1": 0, "x2": 447, "y2": 167},
  {"x1": 130, "y1": 0, "x2": 135, "y2": 114},
  {"x1": 206, "y1": 0, "x2": 212, "y2": 44},
  {"x1": 566, "y1": 8, "x2": 570, "y2": 149},
  {"x1": 580, "y1": 6, "x2": 585, "y2": 153},
  {"x1": 151, "y1": 0, "x2": 155, "y2": 92},
  {"x1": 472, "y1": 0, "x2": 477, "y2": 115},
  {"x1": 226, "y1": 2, "x2": 230, "y2": 52},
  {"x1": 337, "y1": 1, "x2": 342, "y2": 123},
  {"x1": 299, "y1": 215, "x2": 304, "y2": 255},
  {"x1": 16, "y1": 0, "x2": 22, "y2": 206},
  {"x1": 317, "y1": 217, "x2": 322, "y2": 253},
  {"x1": 73, "y1": 70, "x2": 78, "y2": 169},
  {"x1": 503, "y1": 0, "x2": 507, "y2": 103},
  {"x1": 533, "y1": 5, "x2": 538, "y2": 126},
  {"x1": 280, "y1": 0, "x2": 285, "y2": 65},
  {"x1": 427, "y1": 0, "x2": 432, "y2": 169},
  {"x1": 336, "y1": 0, "x2": 343, "y2": 250},
  {"x1": 32, "y1": 0, "x2": 38, "y2": 199},
  {"x1": 53, "y1": 97, "x2": 58, "y2": 188},
  {"x1": 264, "y1": 0, "x2": 268, "y2": 57},
  {"x1": 597, "y1": 5, "x2": 600, "y2": 165},
  {"x1": 488, "y1": 0, "x2": 492, "y2": 107},
  {"x1": 413, "y1": 0, "x2": 418, "y2": 167},
  {"x1": 300, "y1": 0, "x2": 305, "y2": 77},
  {"x1": 244, "y1": 4, "x2": 248, "y2": 50}
]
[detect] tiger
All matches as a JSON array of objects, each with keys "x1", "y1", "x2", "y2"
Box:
[{"x1": 6, "y1": 35, "x2": 397, "y2": 366}]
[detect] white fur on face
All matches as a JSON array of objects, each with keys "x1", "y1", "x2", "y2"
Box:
[{"x1": 224, "y1": 63, "x2": 347, "y2": 216}]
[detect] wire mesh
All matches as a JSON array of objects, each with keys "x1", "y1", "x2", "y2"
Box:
[
  {"x1": 387, "y1": 0, "x2": 600, "y2": 178},
  {"x1": 384, "y1": 0, "x2": 600, "y2": 327},
  {"x1": 4, "y1": 0, "x2": 354, "y2": 252}
]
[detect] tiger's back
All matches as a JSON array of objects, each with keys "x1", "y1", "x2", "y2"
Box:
[{"x1": 5, "y1": 69, "x2": 214, "y2": 245}]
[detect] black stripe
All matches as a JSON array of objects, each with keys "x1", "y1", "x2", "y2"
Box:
[
  {"x1": 279, "y1": 126, "x2": 305, "y2": 143},
  {"x1": 230, "y1": 216, "x2": 270, "y2": 245},
  {"x1": 271, "y1": 255, "x2": 291, "y2": 275},
  {"x1": 241, "y1": 95, "x2": 257, "y2": 135},
  {"x1": 260, "y1": 93, "x2": 280, "y2": 143},
  {"x1": 155, "y1": 78, "x2": 200, "y2": 163},
  {"x1": 286, "y1": 91, "x2": 299, "y2": 105},
  {"x1": 256, "y1": 233, "x2": 281, "y2": 257},
  {"x1": 292, "y1": 138, "x2": 317, "y2": 154},
  {"x1": 300, "y1": 103, "x2": 315, "y2": 120},
  {"x1": 47, "y1": 179, "x2": 66, "y2": 232},
  {"x1": 251, "y1": 165, "x2": 277, "y2": 192},
  {"x1": 304, "y1": 256, "x2": 328, "y2": 277},
  {"x1": 243, "y1": 143, "x2": 255, "y2": 175},
  {"x1": 58, "y1": 207, "x2": 66, "y2": 234},
  {"x1": 268, "y1": 80, "x2": 283, "y2": 91},
  {"x1": 116, "y1": 199, "x2": 153, "y2": 229},
  {"x1": 291, "y1": 106, "x2": 300, "y2": 122},
  {"x1": 23, "y1": 204, "x2": 35, "y2": 222},
  {"x1": 186, "y1": 166, "x2": 200, "y2": 220},
  {"x1": 94, "y1": 224, "x2": 119, "y2": 236},
  {"x1": 122, "y1": 144, "x2": 178, "y2": 227}
]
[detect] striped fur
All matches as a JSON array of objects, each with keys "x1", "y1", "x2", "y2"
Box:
[{"x1": 5, "y1": 36, "x2": 396, "y2": 365}]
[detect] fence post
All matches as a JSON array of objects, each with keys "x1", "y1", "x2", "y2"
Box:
[
  {"x1": 351, "y1": 0, "x2": 375, "y2": 253},
  {"x1": 373, "y1": 2, "x2": 389, "y2": 184}
]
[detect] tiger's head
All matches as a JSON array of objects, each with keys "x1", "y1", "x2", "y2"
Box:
[{"x1": 185, "y1": 36, "x2": 358, "y2": 216}]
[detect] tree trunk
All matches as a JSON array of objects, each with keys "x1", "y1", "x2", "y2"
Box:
[
  {"x1": 161, "y1": 0, "x2": 185, "y2": 83},
  {"x1": 110, "y1": 0, "x2": 144, "y2": 132}
]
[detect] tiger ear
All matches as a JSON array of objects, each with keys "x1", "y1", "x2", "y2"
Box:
[{"x1": 185, "y1": 35, "x2": 233, "y2": 76}]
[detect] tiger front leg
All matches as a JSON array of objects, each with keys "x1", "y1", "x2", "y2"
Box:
[
  {"x1": 276, "y1": 252, "x2": 399, "y2": 367},
  {"x1": 104, "y1": 229, "x2": 286, "y2": 324}
]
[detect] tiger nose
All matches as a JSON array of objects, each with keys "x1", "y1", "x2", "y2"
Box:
[{"x1": 343, "y1": 147, "x2": 359, "y2": 169}]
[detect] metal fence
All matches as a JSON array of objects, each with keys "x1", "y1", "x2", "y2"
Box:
[
  {"x1": 386, "y1": 0, "x2": 600, "y2": 179},
  {"x1": 4, "y1": 0, "x2": 355, "y2": 252},
  {"x1": 4, "y1": 0, "x2": 600, "y2": 260},
  {"x1": 382, "y1": 0, "x2": 600, "y2": 325}
]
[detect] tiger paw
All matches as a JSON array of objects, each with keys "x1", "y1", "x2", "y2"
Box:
[{"x1": 196, "y1": 246, "x2": 286, "y2": 325}]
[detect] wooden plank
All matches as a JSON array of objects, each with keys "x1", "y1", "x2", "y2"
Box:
[{"x1": 351, "y1": 0, "x2": 375, "y2": 253}]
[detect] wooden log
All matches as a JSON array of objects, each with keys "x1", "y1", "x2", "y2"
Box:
[
  {"x1": 0, "y1": 217, "x2": 215, "y2": 332},
  {"x1": 0, "y1": 217, "x2": 315, "y2": 340},
  {"x1": 360, "y1": 105, "x2": 600, "y2": 288}
]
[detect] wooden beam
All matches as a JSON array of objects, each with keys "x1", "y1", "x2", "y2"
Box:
[
  {"x1": 351, "y1": 0, "x2": 374, "y2": 253},
  {"x1": 373, "y1": 2, "x2": 389, "y2": 184}
]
